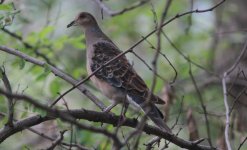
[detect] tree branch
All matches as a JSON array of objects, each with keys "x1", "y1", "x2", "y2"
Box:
[
  {"x1": 0, "y1": 88, "x2": 122, "y2": 148},
  {"x1": 222, "y1": 37, "x2": 247, "y2": 150},
  {"x1": 0, "y1": 45, "x2": 106, "y2": 111},
  {"x1": 188, "y1": 61, "x2": 212, "y2": 147},
  {"x1": 1, "y1": 28, "x2": 55, "y2": 66},
  {"x1": 0, "y1": 89, "x2": 217, "y2": 150},
  {"x1": 46, "y1": 130, "x2": 67, "y2": 150},
  {"x1": 0, "y1": 67, "x2": 14, "y2": 127},
  {"x1": 93, "y1": 0, "x2": 151, "y2": 17}
]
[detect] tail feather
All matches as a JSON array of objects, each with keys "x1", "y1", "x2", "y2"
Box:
[
  {"x1": 127, "y1": 94, "x2": 172, "y2": 133},
  {"x1": 145, "y1": 104, "x2": 172, "y2": 133}
]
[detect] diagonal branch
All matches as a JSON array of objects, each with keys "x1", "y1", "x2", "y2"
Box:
[
  {"x1": 1, "y1": 28, "x2": 55, "y2": 66},
  {"x1": 93, "y1": 0, "x2": 151, "y2": 17},
  {"x1": 45, "y1": 130, "x2": 67, "y2": 150},
  {"x1": 0, "y1": 45, "x2": 106, "y2": 111},
  {"x1": 0, "y1": 67, "x2": 14, "y2": 127},
  {"x1": 188, "y1": 61, "x2": 212, "y2": 147}
]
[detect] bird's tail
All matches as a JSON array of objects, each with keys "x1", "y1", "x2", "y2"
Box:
[
  {"x1": 127, "y1": 94, "x2": 172, "y2": 133},
  {"x1": 145, "y1": 104, "x2": 172, "y2": 133}
]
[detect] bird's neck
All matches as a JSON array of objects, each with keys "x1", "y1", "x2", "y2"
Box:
[{"x1": 85, "y1": 25, "x2": 108, "y2": 45}]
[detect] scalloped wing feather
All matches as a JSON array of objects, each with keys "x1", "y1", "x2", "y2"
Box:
[{"x1": 91, "y1": 42, "x2": 165, "y2": 104}]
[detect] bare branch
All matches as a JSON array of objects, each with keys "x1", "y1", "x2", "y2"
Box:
[
  {"x1": 27, "y1": 127, "x2": 89, "y2": 150},
  {"x1": 161, "y1": 31, "x2": 217, "y2": 77},
  {"x1": 237, "y1": 136, "x2": 247, "y2": 150},
  {"x1": 141, "y1": 37, "x2": 177, "y2": 84},
  {"x1": 46, "y1": 130, "x2": 67, "y2": 150},
  {"x1": 0, "y1": 67, "x2": 14, "y2": 127},
  {"x1": 93, "y1": 0, "x2": 151, "y2": 17},
  {"x1": 0, "y1": 89, "x2": 216, "y2": 150},
  {"x1": 0, "y1": 45, "x2": 106, "y2": 111},
  {"x1": 222, "y1": 38, "x2": 247, "y2": 150},
  {"x1": 0, "y1": 112, "x2": 93, "y2": 150},
  {"x1": 131, "y1": 50, "x2": 167, "y2": 82},
  {"x1": 189, "y1": 61, "x2": 212, "y2": 147},
  {"x1": 150, "y1": 0, "x2": 172, "y2": 97},
  {"x1": 0, "y1": 88, "x2": 122, "y2": 148}
]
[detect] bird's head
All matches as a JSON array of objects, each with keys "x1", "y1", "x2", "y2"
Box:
[{"x1": 67, "y1": 12, "x2": 97, "y2": 28}]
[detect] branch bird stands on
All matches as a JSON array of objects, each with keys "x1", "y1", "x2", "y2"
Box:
[{"x1": 67, "y1": 12, "x2": 171, "y2": 133}]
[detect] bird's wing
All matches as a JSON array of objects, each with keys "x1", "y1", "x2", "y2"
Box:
[{"x1": 91, "y1": 41, "x2": 165, "y2": 104}]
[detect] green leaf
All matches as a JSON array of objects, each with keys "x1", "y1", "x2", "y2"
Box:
[
  {"x1": 39, "y1": 26, "x2": 54, "y2": 39},
  {"x1": 49, "y1": 79, "x2": 61, "y2": 97},
  {"x1": 36, "y1": 64, "x2": 51, "y2": 81},
  {"x1": 19, "y1": 58, "x2": 25, "y2": 70},
  {"x1": 0, "y1": 4, "x2": 13, "y2": 11},
  {"x1": 35, "y1": 72, "x2": 48, "y2": 81}
]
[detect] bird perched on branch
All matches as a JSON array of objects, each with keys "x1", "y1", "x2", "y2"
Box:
[{"x1": 67, "y1": 12, "x2": 171, "y2": 133}]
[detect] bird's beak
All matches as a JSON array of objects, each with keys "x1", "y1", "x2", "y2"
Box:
[{"x1": 67, "y1": 20, "x2": 76, "y2": 28}]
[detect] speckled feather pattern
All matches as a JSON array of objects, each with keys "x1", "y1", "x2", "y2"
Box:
[
  {"x1": 69, "y1": 12, "x2": 171, "y2": 133},
  {"x1": 91, "y1": 42, "x2": 165, "y2": 105}
]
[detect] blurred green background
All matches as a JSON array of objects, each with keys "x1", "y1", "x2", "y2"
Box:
[{"x1": 0, "y1": 0, "x2": 246, "y2": 149}]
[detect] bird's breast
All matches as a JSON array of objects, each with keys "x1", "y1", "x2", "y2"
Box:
[{"x1": 86, "y1": 47, "x2": 124, "y2": 101}]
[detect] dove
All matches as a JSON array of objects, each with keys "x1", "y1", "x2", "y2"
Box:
[{"x1": 67, "y1": 12, "x2": 171, "y2": 133}]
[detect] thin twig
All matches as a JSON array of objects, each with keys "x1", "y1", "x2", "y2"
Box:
[
  {"x1": 237, "y1": 136, "x2": 247, "y2": 150},
  {"x1": 1, "y1": 28, "x2": 55, "y2": 66},
  {"x1": 93, "y1": 0, "x2": 151, "y2": 17},
  {"x1": 46, "y1": 130, "x2": 67, "y2": 150},
  {"x1": 131, "y1": 50, "x2": 167, "y2": 82},
  {"x1": 150, "y1": 0, "x2": 172, "y2": 98},
  {"x1": 141, "y1": 37, "x2": 177, "y2": 84},
  {"x1": 0, "y1": 45, "x2": 106, "y2": 110},
  {"x1": 0, "y1": 66, "x2": 14, "y2": 127},
  {"x1": 27, "y1": 127, "x2": 89, "y2": 150},
  {"x1": 145, "y1": 136, "x2": 161, "y2": 150},
  {"x1": 189, "y1": 60, "x2": 212, "y2": 147},
  {"x1": 222, "y1": 37, "x2": 247, "y2": 150},
  {"x1": 171, "y1": 96, "x2": 184, "y2": 130},
  {"x1": 229, "y1": 87, "x2": 247, "y2": 114},
  {"x1": 161, "y1": 31, "x2": 217, "y2": 77},
  {"x1": 0, "y1": 88, "x2": 122, "y2": 148}
]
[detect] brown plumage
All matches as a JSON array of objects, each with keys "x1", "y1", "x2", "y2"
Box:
[{"x1": 67, "y1": 12, "x2": 171, "y2": 133}]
